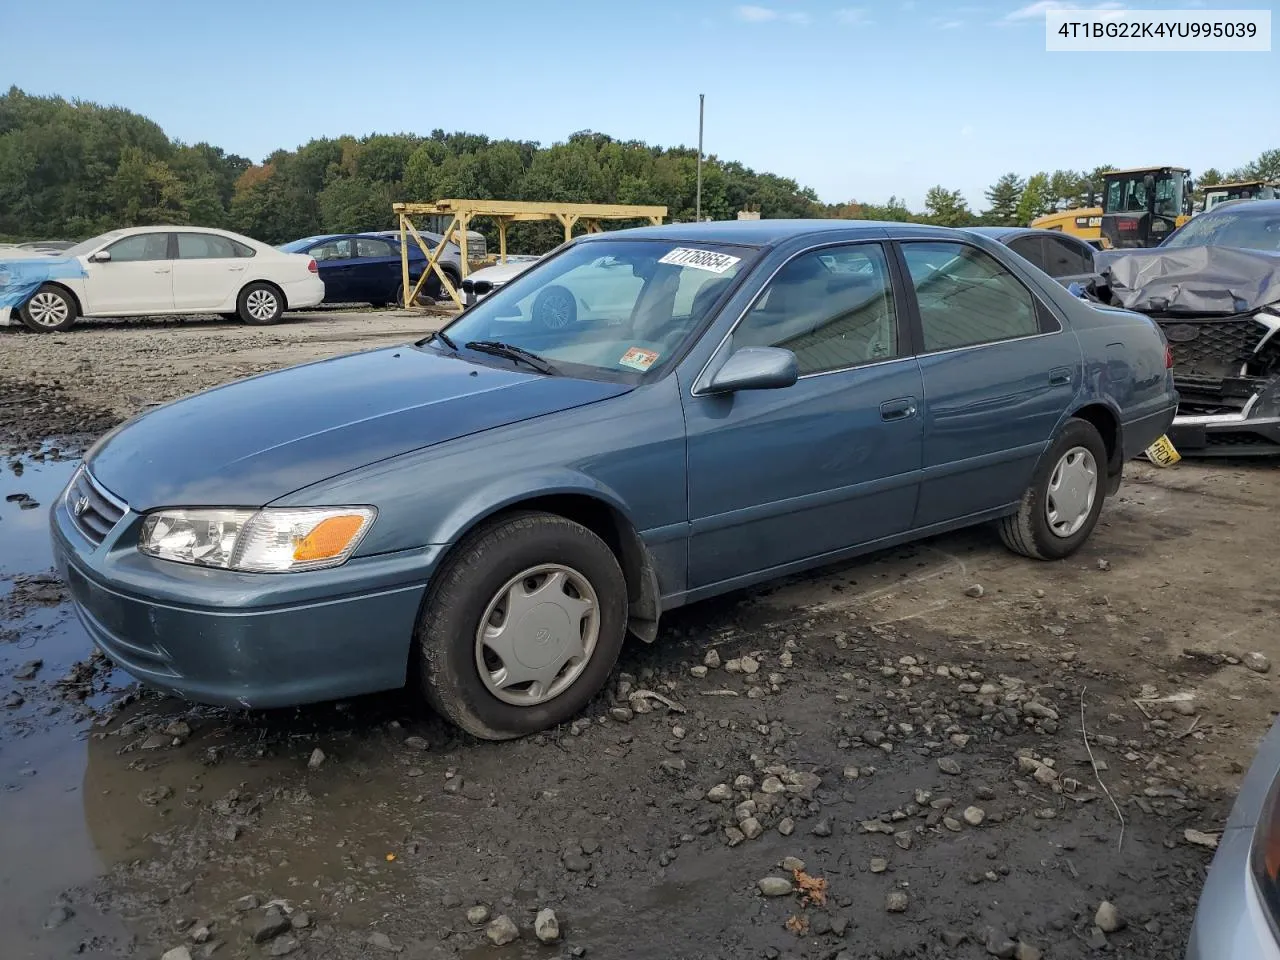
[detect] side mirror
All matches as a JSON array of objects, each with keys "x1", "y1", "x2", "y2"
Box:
[
  {"x1": 88, "y1": 250, "x2": 111, "y2": 263},
  {"x1": 704, "y1": 347, "x2": 798, "y2": 394}
]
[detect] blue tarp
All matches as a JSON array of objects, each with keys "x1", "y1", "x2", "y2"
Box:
[{"x1": 0, "y1": 255, "x2": 87, "y2": 313}]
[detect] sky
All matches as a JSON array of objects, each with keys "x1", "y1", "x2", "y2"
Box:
[{"x1": 5, "y1": 0, "x2": 1276, "y2": 211}]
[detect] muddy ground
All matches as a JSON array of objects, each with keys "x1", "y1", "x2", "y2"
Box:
[{"x1": 2, "y1": 313, "x2": 1277, "y2": 960}]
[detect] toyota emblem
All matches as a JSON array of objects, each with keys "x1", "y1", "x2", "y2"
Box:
[
  {"x1": 1165, "y1": 324, "x2": 1200, "y2": 343},
  {"x1": 73, "y1": 496, "x2": 90, "y2": 517}
]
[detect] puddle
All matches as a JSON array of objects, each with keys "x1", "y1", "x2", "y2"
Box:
[{"x1": 0, "y1": 450, "x2": 77, "y2": 576}]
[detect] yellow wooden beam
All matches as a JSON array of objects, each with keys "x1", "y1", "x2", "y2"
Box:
[
  {"x1": 404, "y1": 216, "x2": 463, "y2": 310},
  {"x1": 394, "y1": 199, "x2": 667, "y2": 221}
]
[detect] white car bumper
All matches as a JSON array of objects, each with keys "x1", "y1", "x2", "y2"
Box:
[
  {"x1": 0, "y1": 306, "x2": 12, "y2": 327},
  {"x1": 282, "y1": 276, "x2": 325, "y2": 310}
]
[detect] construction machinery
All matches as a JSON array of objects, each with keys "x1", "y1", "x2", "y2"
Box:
[
  {"x1": 1203, "y1": 179, "x2": 1280, "y2": 211},
  {"x1": 1031, "y1": 165, "x2": 1195, "y2": 249}
]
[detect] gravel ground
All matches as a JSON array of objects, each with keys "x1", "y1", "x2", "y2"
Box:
[{"x1": 3, "y1": 315, "x2": 1278, "y2": 960}]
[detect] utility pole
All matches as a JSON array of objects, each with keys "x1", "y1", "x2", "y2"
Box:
[{"x1": 695, "y1": 94, "x2": 704, "y2": 223}]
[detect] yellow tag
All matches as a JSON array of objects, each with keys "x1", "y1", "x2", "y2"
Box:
[{"x1": 1144, "y1": 435, "x2": 1181, "y2": 467}]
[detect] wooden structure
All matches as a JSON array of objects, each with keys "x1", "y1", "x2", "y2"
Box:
[{"x1": 394, "y1": 199, "x2": 667, "y2": 310}]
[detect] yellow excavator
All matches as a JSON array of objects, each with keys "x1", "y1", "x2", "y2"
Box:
[
  {"x1": 1203, "y1": 179, "x2": 1280, "y2": 211},
  {"x1": 1031, "y1": 166, "x2": 1195, "y2": 249}
]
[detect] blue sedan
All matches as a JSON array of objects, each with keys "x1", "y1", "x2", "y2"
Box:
[
  {"x1": 50, "y1": 220, "x2": 1177, "y2": 739},
  {"x1": 278, "y1": 233, "x2": 454, "y2": 306}
]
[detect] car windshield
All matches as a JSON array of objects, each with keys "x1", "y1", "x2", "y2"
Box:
[
  {"x1": 62, "y1": 231, "x2": 125, "y2": 258},
  {"x1": 425, "y1": 238, "x2": 757, "y2": 382},
  {"x1": 1161, "y1": 209, "x2": 1280, "y2": 253},
  {"x1": 278, "y1": 237, "x2": 323, "y2": 253}
]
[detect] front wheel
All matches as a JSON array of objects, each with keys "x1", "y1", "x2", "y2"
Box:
[
  {"x1": 416, "y1": 512, "x2": 628, "y2": 740},
  {"x1": 19, "y1": 285, "x2": 78, "y2": 333},
  {"x1": 237, "y1": 282, "x2": 284, "y2": 325},
  {"x1": 999, "y1": 417, "x2": 1108, "y2": 560}
]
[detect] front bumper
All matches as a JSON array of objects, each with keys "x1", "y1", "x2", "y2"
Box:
[
  {"x1": 1170, "y1": 413, "x2": 1280, "y2": 456},
  {"x1": 1185, "y1": 717, "x2": 1280, "y2": 959},
  {"x1": 50, "y1": 483, "x2": 435, "y2": 709}
]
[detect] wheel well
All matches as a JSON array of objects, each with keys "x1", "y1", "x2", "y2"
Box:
[
  {"x1": 32, "y1": 282, "x2": 82, "y2": 316},
  {"x1": 242, "y1": 279, "x2": 287, "y2": 310},
  {"x1": 1071, "y1": 403, "x2": 1121, "y2": 475},
  {"x1": 479, "y1": 494, "x2": 662, "y2": 643}
]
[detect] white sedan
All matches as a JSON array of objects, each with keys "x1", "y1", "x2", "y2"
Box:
[{"x1": 3, "y1": 226, "x2": 325, "y2": 333}]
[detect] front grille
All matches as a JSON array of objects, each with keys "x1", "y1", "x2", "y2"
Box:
[
  {"x1": 65, "y1": 466, "x2": 127, "y2": 545},
  {"x1": 1206, "y1": 432, "x2": 1280, "y2": 448},
  {"x1": 1157, "y1": 316, "x2": 1270, "y2": 378}
]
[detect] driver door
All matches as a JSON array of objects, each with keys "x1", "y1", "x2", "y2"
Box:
[
  {"x1": 680, "y1": 242, "x2": 924, "y2": 590},
  {"x1": 81, "y1": 232, "x2": 174, "y2": 315}
]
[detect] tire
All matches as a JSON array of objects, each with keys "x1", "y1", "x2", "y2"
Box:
[
  {"x1": 396, "y1": 283, "x2": 431, "y2": 309},
  {"x1": 19, "y1": 285, "x2": 78, "y2": 333},
  {"x1": 237, "y1": 282, "x2": 284, "y2": 325},
  {"x1": 531, "y1": 284, "x2": 576, "y2": 330},
  {"x1": 218, "y1": 312, "x2": 238, "y2": 321},
  {"x1": 999, "y1": 417, "x2": 1108, "y2": 561},
  {"x1": 416, "y1": 511, "x2": 628, "y2": 740}
]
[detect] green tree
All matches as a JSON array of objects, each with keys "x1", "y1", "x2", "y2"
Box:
[
  {"x1": 923, "y1": 186, "x2": 974, "y2": 226},
  {"x1": 1015, "y1": 172, "x2": 1051, "y2": 225},
  {"x1": 1242, "y1": 148, "x2": 1280, "y2": 182},
  {"x1": 983, "y1": 173, "x2": 1024, "y2": 225}
]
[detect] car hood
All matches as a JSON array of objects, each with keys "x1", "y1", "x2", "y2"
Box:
[
  {"x1": 1096, "y1": 246, "x2": 1280, "y2": 314},
  {"x1": 87, "y1": 346, "x2": 630, "y2": 511}
]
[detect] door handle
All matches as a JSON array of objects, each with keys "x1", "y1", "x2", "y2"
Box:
[
  {"x1": 880, "y1": 397, "x2": 918, "y2": 422},
  {"x1": 153, "y1": 268, "x2": 170, "y2": 274},
  {"x1": 228, "y1": 265, "x2": 246, "y2": 271},
  {"x1": 1049, "y1": 366, "x2": 1073, "y2": 386}
]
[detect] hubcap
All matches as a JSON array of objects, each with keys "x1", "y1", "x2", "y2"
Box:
[
  {"x1": 539, "y1": 290, "x2": 573, "y2": 329},
  {"x1": 28, "y1": 292, "x2": 69, "y2": 327},
  {"x1": 475, "y1": 564, "x2": 600, "y2": 707},
  {"x1": 246, "y1": 289, "x2": 277, "y2": 320},
  {"x1": 1045, "y1": 446, "x2": 1097, "y2": 538}
]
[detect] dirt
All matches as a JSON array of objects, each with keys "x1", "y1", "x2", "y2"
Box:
[{"x1": 3, "y1": 315, "x2": 1278, "y2": 960}]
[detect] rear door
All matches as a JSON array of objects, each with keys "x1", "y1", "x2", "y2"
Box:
[
  {"x1": 310, "y1": 238, "x2": 356, "y2": 302},
  {"x1": 171, "y1": 233, "x2": 249, "y2": 310},
  {"x1": 80, "y1": 232, "x2": 174, "y2": 315},
  {"x1": 896, "y1": 239, "x2": 1081, "y2": 527},
  {"x1": 354, "y1": 237, "x2": 401, "y2": 302}
]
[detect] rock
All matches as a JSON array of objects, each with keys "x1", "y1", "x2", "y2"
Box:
[
  {"x1": 367, "y1": 931, "x2": 403, "y2": 953},
  {"x1": 563, "y1": 851, "x2": 591, "y2": 872},
  {"x1": 777, "y1": 817, "x2": 795, "y2": 836},
  {"x1": 1245, "y1": 652, "x2": 1272, "y2": 674},
  {"x1": 739, "y1": 657, "x2": 760, "y2": 674},
  {"x1": 942, "y1": 931, "x2": 967, "y2": 947},
  {"x1": 690, "y1": 665, "x2": 708, "y2": 678},
  {"x1": 404, "y1": 736, "x2": 430, "y2": 751},
  {"x1": 842, "y1": 765, "x2": 860, "y2": 781},
  {"x1": 894, "y1": 831, "x2": 912, "y2": 850},
  {"x1": 534, "y1": 908, "x2": 560, "y2": 943},
  {"x1": 757, "y1": 876, "x2": 793, "y2": 897},
  {"x1": 233, "y1": 895, "x2": 260, "y2": 912},
  {"x1": 659, "y1": 758, "x2": 686, "y2": 775},
  {"x1": 760, "y1": 775, "x2": 785, "y2": 794},
  {"x1": 163, "y1": 719, "x2": 192, "y2": 739},
  {"x1": 937, "y1": 757, "x2": 962, "y2": 776},
  {"x1": 307, "y1": 748, "x2": 326, "y2": 770},
  {"x1": 268, "y1": 937, "x2": 300, "y2": 957},
  {"x1": 1095, "y1": 900, "x2": 1124, "y2": 933},
  {"x1": 2, "y1": 692, "x2": 22, "y2": 709},
  {"x1": 13, "y1": 659, "x2": 42, "y2": 681},
  {"x1": 162, "y1": 949, "x2": 193, "y2": 960},
  {"x1": 1184, "y1": 829, "x2": 1219, "y2": 849},
  {"x1": 1015, "y1": 942, "x2": 1042, "y2": 960},
  {"x1": 704, "y1": 649, "x2": 721, "y2": 668},
  {"x1": 1023, "y1": 701, "x2": 1058, "y2": 721},
  {"x1": 1086, "y1": 928, "x2": 1108, "y2": 949},
  {"x1": 870, "y1": 857, "x2": 888, "y2": 873},
  {"x1": 190, "y1": 926, "x2": 212, "y2": 943},
  {"x1": 609, "y1": 707, "x2": 634, "y2": 723},
  {"x1": 781, "y1": 856, "x2": 805, "y2": 872},
  {"x1": 811, "y1": 819, "x2": 832, "y2": 837},
  {"x1": 43, "y1": 905, "x2": 73, "y2": 929},
  {"x1": 486, "y1": 916, "x2": 520, "y2": 946},
  {"x1": 290, "y1": 913, "x2": 310, "y2": 930},
  {"x1": 965, "y1": 584, "x2": 985, "y2": 598},
  {"x1": 740, "y1": 816, "x2": 763, "y2": 840},
  {"x1": 467, "y1": 905, "x2": 491, "y2": 925},
  {"x1": 138, "y1": 785, "x2": 173, "y2": 806},
  {"x1": 250, "y1": 909, "x2": 291, "y2": 943},
  {"x1": 706, "y1": 783, "x2": 733, "y2": 802},
  {"x1": 963, "y1": 806, "x2": 985, "y2": 826},
  {"x1": 141, "y1": 734, "x2": 172, "y2": 750},
  {"x1": 885, "y1": 891, "x2": 909, "y2": 913},
  {"x1": 725, "y1": 826, "x2": 746, "y2": 846}
]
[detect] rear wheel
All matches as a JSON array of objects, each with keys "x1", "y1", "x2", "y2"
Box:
[
  {"x1": 237, "y1": 282, "x2": 284, "y2": 325},
  {"x1": 999, "y1": 418, "x2": 1108, "y2": 560},
  {"x1": 416, "y1": 511, "x2": 628, "y2": 740},
  {"x1": 19, "y1": 285, "x2": 78, "y2": 333},
  {"x1": 396, "y1": 283, "x2": 431, "y2": 308}
]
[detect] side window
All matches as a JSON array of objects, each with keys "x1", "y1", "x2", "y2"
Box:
[
  {"x1": 311, "y1": 239, "x2": 354, "y2": 261},
  {"x1": 901, "y1": 241, "x2": 1041, "y2": 352},
  {"x1": 1044, "y1": 236, "x2": 1092, "y2": 277},
  {"x1": 176, "y1": 233, "x2": 237, "y2": 259},
  {"x1": 232, "y1": 239, "x2": 256, "y2": 258},
  {"x1": 106, "y1": 233, "x2": 169, "y2": 262},
  {"x1": 733, "y1": 243, "x2": 900, "y2": 375},
  {"x1": 1006, "y1": 236, "x2": 1048, "y2": 274},
  {"x1": 356, "y1": 238, "x2": 394, "y2": 258}
]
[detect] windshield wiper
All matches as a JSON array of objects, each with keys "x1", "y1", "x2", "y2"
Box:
[
  {"x1": 428, "y1": 329, "x2": 458, "y2": 351},
  {"x1": 465, "y1": 340, "x2": 559, "y2": 375}
]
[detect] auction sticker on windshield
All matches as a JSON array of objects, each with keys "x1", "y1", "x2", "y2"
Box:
[
  {"x1": 657, "y1": 247, "x2": 742, "y2": 274},
  {"x1": 619, "y1": 346, "x2": 659, "y2": 371}
]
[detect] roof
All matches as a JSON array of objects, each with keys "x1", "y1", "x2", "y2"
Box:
[
  {"x1": 577, "y1": 218, "x2": 961, "y2": 247},
  {"x1": 1199, "y1": 198, "x2": 1280, "y2": 216},
  {"x1": 965, "y1": 226, "x2": 1032, "y2": 239},
  {"x1": 1104, "y1": 166, "x2": 1191, "y2": 177},
  {"x1": 1207, "y1": 180, "x2": 1280, "y2": 190}
]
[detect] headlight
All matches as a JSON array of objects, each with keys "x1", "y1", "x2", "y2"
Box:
[{"x1": 139, "y1": 507, "x2": 376, "y2": 573}]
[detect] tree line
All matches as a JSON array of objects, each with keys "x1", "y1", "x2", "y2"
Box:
[{"x1": 2, "y1": 87, "x2": 1277, "y2": 249}]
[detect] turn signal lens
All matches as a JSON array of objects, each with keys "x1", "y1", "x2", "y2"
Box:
[
  {"x1": 1251, "y1": 769, "x2": 1280, "y2": 939},
  {"x1": 293, "y1": 514, "x2": 368, "y2": 562}
]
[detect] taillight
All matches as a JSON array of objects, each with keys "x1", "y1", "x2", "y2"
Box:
[
  {"x1": 1117, "y1": 218, "x2": 1140, "y2": 233},
  {"x1": 307, "y1": 259, "x2": 318, "y2": 274},
  {"x1": 1165, "y1": 344, "x2": 1174, "y2": 369}
]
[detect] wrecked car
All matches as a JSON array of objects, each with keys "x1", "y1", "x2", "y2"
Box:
[{"x1": 1086, "y1": 199, "x2": 1280, "y2": 456}]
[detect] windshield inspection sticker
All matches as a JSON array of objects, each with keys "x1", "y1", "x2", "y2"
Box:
[
  {"x1": 657, "y1": 247, "x2": 742, "y2": 274},
  {"x1": 619, "y1": 346, "x2": 660, "y2": 371}
]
